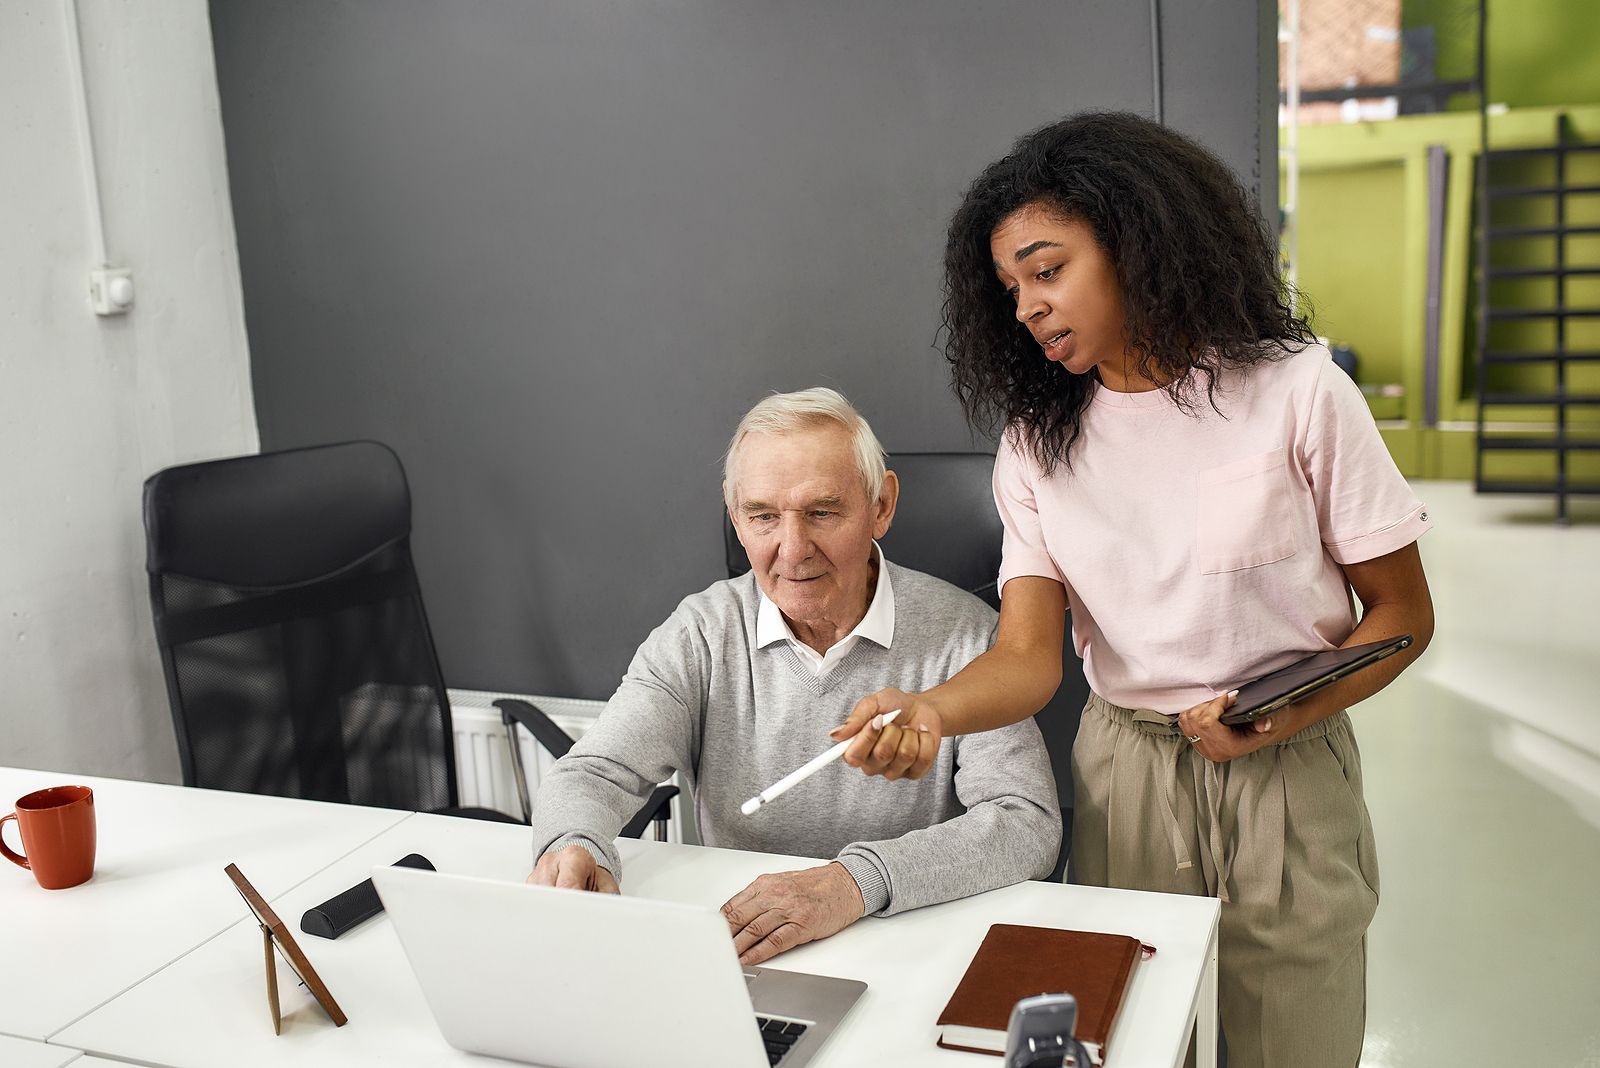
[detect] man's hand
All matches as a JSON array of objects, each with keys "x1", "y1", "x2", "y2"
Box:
[
  {"x1": 1176, "y1": 690, "x2": 1282, "y2": 763},
  {"x1": 526, "y1": 844, "x2": 620, "y2": 894},
  {"x1": 830, "y1": 688, "x2": 944, "y2": 781},
  {"x1": 720, "y1": 863, "x2": 866, "y2": 966}
]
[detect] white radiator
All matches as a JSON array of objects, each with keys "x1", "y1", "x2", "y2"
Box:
[{"x1": 446, "y1": 688, "x2": 692, "y2": 843}]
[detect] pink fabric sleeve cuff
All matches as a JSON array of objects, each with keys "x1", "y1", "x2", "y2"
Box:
[
  {"x1": 998, "y1": 554, "x2": 1064, "y2": 592},
  {"x1": 1322, "y1": 502, "x2": 1433, "y2": 565}
]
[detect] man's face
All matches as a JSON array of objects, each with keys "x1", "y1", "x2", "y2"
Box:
[{"x1": 727, "y1": 424, "x2": 895, "y2": 632}]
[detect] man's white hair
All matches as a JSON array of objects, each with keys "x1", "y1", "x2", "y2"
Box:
[{"x1": 723, "y1": 387, "x2": 888, "y2": 507}]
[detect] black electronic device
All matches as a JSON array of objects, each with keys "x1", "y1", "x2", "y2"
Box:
[
  {"x1": 1005, "y1": 993, "x2": 1092, "y2": 1068},
  {"x1": 1220, "y1": 636, "x2": 1414, "y2": 725},
  {"x1": 300, "y1": 853, "x2": 435, "y2": 939}
]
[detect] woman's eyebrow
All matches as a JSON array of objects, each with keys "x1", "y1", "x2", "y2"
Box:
[{"x1": 1011, "y1": 240, "x2": 1062, "y2": 262}]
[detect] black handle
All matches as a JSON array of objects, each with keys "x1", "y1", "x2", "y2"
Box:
[{"x1": 299, "y1": 853, "x2": 435, "y2": 939}]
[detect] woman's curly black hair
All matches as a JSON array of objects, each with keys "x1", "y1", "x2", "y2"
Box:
[{"x1": 943, "y1": 111, "x2": 1313, "y2": 474}]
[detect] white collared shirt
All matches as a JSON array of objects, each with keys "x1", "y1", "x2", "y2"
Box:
[{"x1": 755, "y1": 542, "x2": 894, "y2": 677}]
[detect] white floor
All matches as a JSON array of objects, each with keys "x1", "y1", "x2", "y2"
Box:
[{"x1": 1356, "y1": 481, "x2": 1600, "y2": 1068}]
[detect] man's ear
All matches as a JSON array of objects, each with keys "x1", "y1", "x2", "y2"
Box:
[{"x1": 871, "y1": 470, "x2": 899, "y2": 540}]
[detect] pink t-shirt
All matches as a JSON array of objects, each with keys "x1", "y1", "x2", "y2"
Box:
[{"x1": 993, "y1": 343, "x2": 1432, "y2": 714}]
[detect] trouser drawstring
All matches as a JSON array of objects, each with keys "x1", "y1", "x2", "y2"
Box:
[{"x1": 1131, "y1": 706, "x2": 1234, "y2": 902}]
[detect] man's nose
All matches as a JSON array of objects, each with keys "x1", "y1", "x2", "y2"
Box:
[{"x1": 776, "y1": 514, "x2": 813, "y2": 565}]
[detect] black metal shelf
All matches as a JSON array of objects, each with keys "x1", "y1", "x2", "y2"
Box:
[
  {"x1": 1488, "y1": 266, "x2": 1600, "y2": 279},
  {"x1": 1479, "y1": 393, "x2": 1600, "y2": 406},
  {"x1": 1475, "y1": 95, "x2": 1600, "y2": 522},
  {"x1": 1475, "y1": 478, "x2": 1600, "y2": 496},
  {"x1": 1477, "y1": 435, "x2": 1600, "y2": 451},
  {"x1": 1483, "y1": 349, "x2": 1600, "y2": 363},
  {"x1": 1485, "y1": 144, "x2": 1600, "y2": 159},
  {"x1": 1486, "y1": 307, "x2": 1600, "y2": 320},
  {"x1": 1487, "y1": 224, "x2": 1600, "y2": 238},
  {"x1": 1281, "y1": 79, "x2": 1478, "y2": 105},
  {"x1": 1489, "y1": 183, "x2": 1600, "y2": 199}
]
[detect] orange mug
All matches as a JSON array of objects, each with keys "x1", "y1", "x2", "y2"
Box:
[{"x1": 0, "y1": 785, "x2": 97, "y2": 890}]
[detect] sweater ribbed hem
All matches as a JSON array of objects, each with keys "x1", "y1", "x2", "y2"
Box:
[
  {"x1": 543, "y1": 834, "x2": 617, "y2": 879},
  {"x1": 836, "y1": 853, "x2": 890, "y2": 915}
]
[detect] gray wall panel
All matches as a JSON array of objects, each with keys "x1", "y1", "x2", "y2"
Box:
[
  {"x1": 1159, "y1": 0, "x2": 1281, "y2": 226},
  {"x1": 212, "y1": 0, "x2": 1273, "y2": 698}
]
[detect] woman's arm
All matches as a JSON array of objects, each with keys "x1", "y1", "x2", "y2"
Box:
[
  {"x1": 830, "y1": 576, "x2": 1068, "y2": 780},
  {"x1": 1179, "y1": 540, "x2": 1434, "y2": 760}
]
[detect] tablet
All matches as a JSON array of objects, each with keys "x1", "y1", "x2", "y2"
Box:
[{"x1": 1219, "y1": 635, "x2": 1414, "y2": 725}]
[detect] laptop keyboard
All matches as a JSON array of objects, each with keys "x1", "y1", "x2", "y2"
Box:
[{"x1": 755, "y1": 1016, "x2": 809, "y2": 1065}]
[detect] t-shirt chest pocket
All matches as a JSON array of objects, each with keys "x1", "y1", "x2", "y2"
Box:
[{"x1": 1194, "y1": 448, "x2": 1298, "y2": 574}]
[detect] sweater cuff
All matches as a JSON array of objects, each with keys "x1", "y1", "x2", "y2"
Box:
[
  {"x1": 542, "y1": 834, "x2": 619, "y2": 880},
  {"x1": 836, "y1": 853, "x2": 890, "y2": 916}
]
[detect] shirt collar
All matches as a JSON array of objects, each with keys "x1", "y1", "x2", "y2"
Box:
[{"x1": 755, "y1": 542, "x2": 895, "y2": 652}]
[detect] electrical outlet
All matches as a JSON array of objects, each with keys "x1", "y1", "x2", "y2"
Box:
[{"x1": 90, "y1": 267, "x2": 135, "y2": 316}]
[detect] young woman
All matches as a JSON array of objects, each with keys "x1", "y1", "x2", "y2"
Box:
[{"x1": 834, "y1": 112, "x2": 1434, "y2": 1067}]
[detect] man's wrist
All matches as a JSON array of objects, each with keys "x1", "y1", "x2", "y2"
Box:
[
  {"x1": 543, "y1": 835, "x2": 616, "y2": 878},
  {"x1": 833, "y1": 856, "x2": 885, "y2": 916}
]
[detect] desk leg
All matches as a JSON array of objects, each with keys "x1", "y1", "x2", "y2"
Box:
[{"x1": 1195, "y1": 921, "x2": 1219, "y2": 1068}]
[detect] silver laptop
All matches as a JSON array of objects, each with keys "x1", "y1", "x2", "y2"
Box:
[{"x1": 373, "y1": 865, "x2": 866, "y2": 1068}]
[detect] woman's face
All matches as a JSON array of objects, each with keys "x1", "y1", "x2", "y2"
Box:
[{"x1": 989, "y1": 202, "x2": 1141, "y2": 389}]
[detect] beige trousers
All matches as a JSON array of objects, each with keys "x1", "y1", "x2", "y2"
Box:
[{"x1": 1071, "y1": 694, "x2": 1379, "y2": 1068}]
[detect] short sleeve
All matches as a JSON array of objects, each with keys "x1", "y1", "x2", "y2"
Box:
[
  {"x1": 992, "y1": 429, "x2": 1065, "y2": 590},
  {"x1": 1299, "y1": 358, "x2": 1433, "y2": 564}
]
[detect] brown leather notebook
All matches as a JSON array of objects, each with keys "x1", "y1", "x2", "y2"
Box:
[{"x1": 935, "y1": 924, "x2": 1142, "y2": 1063}]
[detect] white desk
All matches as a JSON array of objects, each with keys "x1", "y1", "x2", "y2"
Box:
[
  {"x1": 0, "y1": 768, "x2": 410, "y2": 1041},
  {"x1": 0, "y1": 1033, "x2": 82, "y2": 1068},
  {"x1": 59, "y1": 809, "x2": 1220, "y2": 1067}
]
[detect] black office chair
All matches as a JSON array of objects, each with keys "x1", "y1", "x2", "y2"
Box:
[
  {"x1": 723, "y1": 451, "x2": 1086, "y2": 881},
  {"x1": 142, "y1": 440, "x2": 676, "y2": 836},
  {"x1": 496, "y1": 697, "x2": 680, "y2": 840}
]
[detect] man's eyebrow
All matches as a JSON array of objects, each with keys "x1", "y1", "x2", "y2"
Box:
[{"x1": 739, "y1": 496, "x2": 845, "y2": 513}]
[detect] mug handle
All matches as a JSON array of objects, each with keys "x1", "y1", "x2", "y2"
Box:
[{"x1": 0, "y1": 813, "x2": 29, "y2": 870}]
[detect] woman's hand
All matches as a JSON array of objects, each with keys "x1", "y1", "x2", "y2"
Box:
[
  {"x1": 829, "y1": 688, "x2": 945, "y2": 781},
  {"x1": 1176, "y1": 690, "x2": 1280, "y2": 763}
]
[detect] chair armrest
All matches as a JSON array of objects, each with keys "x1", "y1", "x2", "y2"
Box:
[
  {"x1": 619, "y1": 786, "x2": 680, "y2": 840},
  {"x1": 495, "y1": 698, "x2": 575, "y2": 759},
  {"x1": 497, "y1": 698, "x2": 676, "y2": 838}
]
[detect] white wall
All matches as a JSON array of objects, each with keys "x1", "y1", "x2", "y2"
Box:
[{"x1": 0, "y1": 1, "x2": 257, "y2": 781}]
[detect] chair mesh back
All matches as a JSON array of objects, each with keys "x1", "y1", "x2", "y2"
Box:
[{"x1": 144, "y1": 443, "x2": 456, "y2": 810}]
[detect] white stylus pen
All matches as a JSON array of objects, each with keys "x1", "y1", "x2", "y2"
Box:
[{"x1": 740, "y1": 709, "x2": 903, "y2": 816}]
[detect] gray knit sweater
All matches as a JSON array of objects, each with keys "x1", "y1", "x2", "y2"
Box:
[{"x1": 528, "y1": 562, "x2": 1060, "y2": 915}]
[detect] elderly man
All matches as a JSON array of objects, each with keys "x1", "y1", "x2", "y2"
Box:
[{"x1": 528, "y1": 387, "x2": 1059, "y2": 965}]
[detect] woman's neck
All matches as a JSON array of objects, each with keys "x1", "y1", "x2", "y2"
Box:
[{"x1": 1095, "y1": 353, "x2": 1174, "y2": 393}]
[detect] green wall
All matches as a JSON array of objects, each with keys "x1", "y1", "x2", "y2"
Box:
[
  {"x1": 1405, "y1": 0, "x2": 1600, "y2": 108},
  {"x1": 1286, "y1": 4, "x2": 1600, "y2": 482},
  {"x1": 1296, "y1": 162, "x2": 1410, "y2": 393},
  {"x1": 1288, "y1": 105, "x2": 1600, "y2": 481}
]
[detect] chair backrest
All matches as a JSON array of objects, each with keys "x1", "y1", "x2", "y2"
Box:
[
  {"x1": 143, "y1": 441, "x2": 459, "y2": 811},
  {"x1": 723, "y1": 451, "x2": 1088, "y2": 818}
]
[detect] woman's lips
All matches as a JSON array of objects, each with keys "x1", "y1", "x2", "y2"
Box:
[{"x1": 1042, "y1": 330, "x2": 1074, "y2": 362}]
